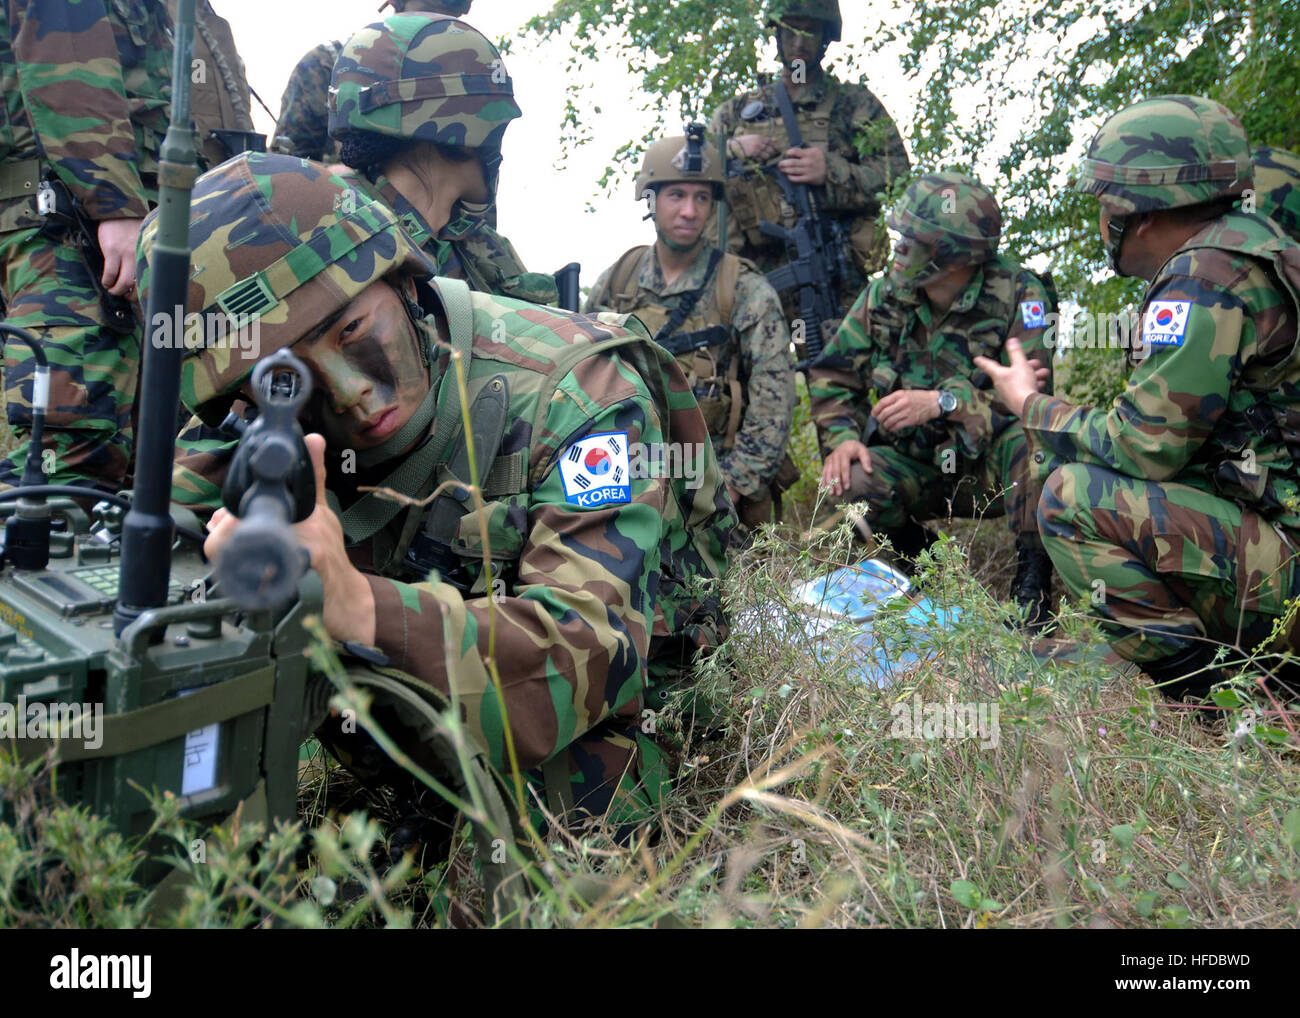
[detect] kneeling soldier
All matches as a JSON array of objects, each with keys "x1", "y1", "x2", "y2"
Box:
[{"x1": 812, "y1": 172, "x2": 1056, "y2": 627}]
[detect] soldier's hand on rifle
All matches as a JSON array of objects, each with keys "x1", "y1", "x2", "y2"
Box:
[
  {"x1": 821, "y1": 439, "x2": 872, "y2": 496},
  {"x1": 974, "y1": 338, "x2": 1049, "y2": 416},
  {"x1": 777, "y1": 145, "x2": 827, "y2": 186},
  {"x1": 97, "y1": 217, "x2": 143, "y2": 296},
  {"x1": 729, "y1": 134, "x2": 782, "y2": 162},
  {"x1": 875, "y1": 389, "x2": 941, "y2": 433},
  {"x1": 205, "y1": 433, "x2": 377, "y2": 645}
]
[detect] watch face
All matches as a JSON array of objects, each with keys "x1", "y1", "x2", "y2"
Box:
[{"x1": 939, "y1": 391, "x2": 957, "y2": 413}]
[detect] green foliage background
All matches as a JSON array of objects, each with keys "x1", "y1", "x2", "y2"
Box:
[{"x1": 524, "y1": 0, "x2": 1300, "y2": 406}]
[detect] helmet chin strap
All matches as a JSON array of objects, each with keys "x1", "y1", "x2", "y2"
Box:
[
  {"x1": 1105, "y1": 213, "x2": 1132, "y2": 277},
  {"x1": 656, "y1": 226, "x2": 703, "y2": 254}
]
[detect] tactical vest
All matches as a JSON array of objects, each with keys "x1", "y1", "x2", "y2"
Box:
[
  {"x1": 1163, "y1": 213, "x2": 1300, "y2": 523},
  {"x1": 332, "y1": 279, "x2": 732, "y2": 655},
  {"x1": 863, "y1": 257, "x2": 1028, "y2": 462},
  {"x1": 593, "y1": 245, "x2": 745, "y2": 450}
]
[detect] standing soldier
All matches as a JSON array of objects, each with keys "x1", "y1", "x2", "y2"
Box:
[
  {"x1": 710, "y1": 0, "x2": 910, "y2": 348},
  {"x1": 586, "y1": 131, "x2": 796, "y2": 531},
  {"x1": 977, "y1": 96, "x2": 1300, "y2": 701},
  {"x1": 170, "y1": 0, "x2": 264, "y2": 169},
  {"x1": 813, "y1": 172, "x2": 1056, "y2": 628},
  {"x1": 270, "y1": 1, "x2": 473, "y2": 163},
  {"x1": 1252, "y1": 146, "x2": 1300, "y2": 243},
  {"x1": 0, "y1": 0, "x2": 172, "y2": 490}
]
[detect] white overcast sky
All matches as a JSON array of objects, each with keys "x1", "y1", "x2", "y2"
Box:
[{"x1": 218, "y1": 0, "x2": 927, "y2": 288}]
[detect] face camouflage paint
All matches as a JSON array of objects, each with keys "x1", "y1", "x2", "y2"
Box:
[{"x1": 295, "y1": 280, "x2": 430, "y2": 453}]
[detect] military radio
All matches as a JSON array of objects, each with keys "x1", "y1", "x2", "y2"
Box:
[{"x1": 0, "y1": 0, "x2": 320, "y2": 893}]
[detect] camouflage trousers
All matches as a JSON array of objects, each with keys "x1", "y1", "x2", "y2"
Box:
[
  {"x1": 831, "y1": 424, "x2": 1039, "y2": 539},
  {"x1": 1039, "y1": 463, "x2": 1300, "y2": 664},
  {"x1": 319, "y1": 664, "x2": 672, "y2": 847},
  {"x1": 0, "y1": 226, "x2": 140, "y2": 489}
]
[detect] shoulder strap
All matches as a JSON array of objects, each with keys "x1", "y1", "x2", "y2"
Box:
[
  {"x1": 600, "y1": 246, "x2": 652, "y2": 311},
  {"x1": 716, "y1": 252, "x2": 740, "y2": 327},
  {"x1": 653, "y1": 248, "x2": 724, "y2": 346}
]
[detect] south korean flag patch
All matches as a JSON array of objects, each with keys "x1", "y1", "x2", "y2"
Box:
[
  {"x1": 559, "y1": 431, "x2": 632, "y2": 509},
  {"x1": 1019, "y1": 300, "x2": 1048, "y2": 329},
  {"x1": 1142, "y1": 300, "x2": 1191, "y2": 346}
]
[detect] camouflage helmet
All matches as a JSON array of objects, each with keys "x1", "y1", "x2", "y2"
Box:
[
  {"x1": 886, "y1": 171, "x2": 1001, "y2": 285},
  {"x1": 1074, "y1": 95, "x2": 1252, "y2": 216},
  {"x1": 329, "y1": 14, "x2": 520, "y2": 153},
  {"x1": 136, "y1": 152, "x2": 435, "y2": 423},
  {"x1": 1252, "y1": 146, "x2": 1300, "y2": 243},
  {"x1": 766, "y1": 0, "x2": 842, "y2": 42},
  {"x1": 383, "y1": 1, "x2": 473, "y2": 13},
  {"x1": 634, "y1": 131, "x2": 724, "y2": 201}
]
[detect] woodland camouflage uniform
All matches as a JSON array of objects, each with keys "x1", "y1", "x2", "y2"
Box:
[
  {"x1": 270, "y1": 40, "x2": 344, "y2": 163},
  {"x1": 1252, "y1": 146, "x2": 1300, "y2": 243},
  {"x1": 586, "y1": 135, "x2": 796, "y2": 529},
  {"x1": 1025, "y1": 96, "x2": 1300, "y2": 699},
  {"x1": 0, "y1": 0, "x2": 171, "y2": 489},
  {"x1": 156, "y1": 153, "x2": 735, "y2": 837},
  {"x1": 810, "y1": 172, "x2": 1056, "y2": 618},
  {"x1": 709, "y1": 0, "x2": 910, "y2": 328}
]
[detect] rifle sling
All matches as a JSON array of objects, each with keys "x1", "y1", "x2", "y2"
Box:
[{"x1": 653, "y1": 248, "x2": 723, "y2": 349}]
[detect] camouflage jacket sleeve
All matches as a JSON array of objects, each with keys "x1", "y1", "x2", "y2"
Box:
[
  {"x1": 11, "y1": 0, "x2": 154, "y2": 219},
  {"x1": 170, "y1": 412, "x2": 238, "y2": 519},
  {"x1": 820, "y1": 81, "x2": 910, "y2": 215},
  {"x1": 1020, "y1": 253, "x2": 1253, "y2": 485},
  {"x1": 361, "y1": 352, "x2": 667, "y2": 772},
  {"x1": 270, "y1": 41, "x2": 337, "y2": 161},
  {"x1": 721, "y1": 266, "x2": 795, "y2": 495},
  {"x1": 940, "y1": 270, "x2": 1055, "y2": 458},
  {"x1": 809, "y1": 282, "x2": 877, "y2": 452}
]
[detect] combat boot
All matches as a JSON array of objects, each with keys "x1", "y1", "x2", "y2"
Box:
[
  {"x1": 1140, "y1": 642, "x2": 1228, "y2": 703},
  {"x1": 1011, "y1": 536, "x2": 1053, "y2": 633}
]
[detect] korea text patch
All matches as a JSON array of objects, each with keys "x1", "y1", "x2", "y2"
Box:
[
  {"x1": 1142, "y1": 300, "x2": 1190, "y2": 346},
  {"x1": 559, "y1": 431, "x2": 632, "y2": 508}
]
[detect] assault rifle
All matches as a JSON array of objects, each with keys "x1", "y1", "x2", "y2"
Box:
[{"x1": 756, "y1": 78, "x2": 862, "y2": 370}]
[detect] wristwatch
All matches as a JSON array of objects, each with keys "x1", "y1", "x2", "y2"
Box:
[{"x1": 937, "y1": 390, "x2": 958, "y2": 417}]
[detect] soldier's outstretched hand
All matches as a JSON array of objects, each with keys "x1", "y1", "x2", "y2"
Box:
[
  {"x1": 974, "y1": 338, "x2": 1049, "y2": 415},
  {"x1": 821, "y1": 438, "x2": 871, "y2": 496}
]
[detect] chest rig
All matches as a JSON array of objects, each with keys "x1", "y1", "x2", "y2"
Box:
[
  {"x1": 597, "y1": 245, "x2": 744, "y2": 450},
  {"x1": 723, "y1": 84, "x2": 835, "y2": 250}
]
